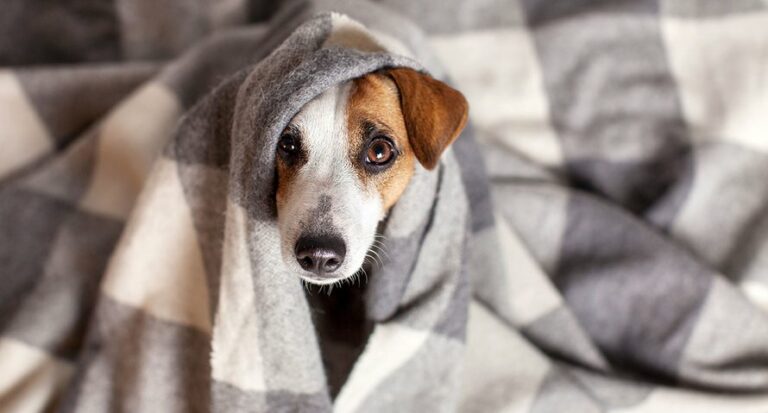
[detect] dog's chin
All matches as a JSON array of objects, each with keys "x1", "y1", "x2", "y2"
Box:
[
  {"x1": 298, "y1": 274, "x2": 350, "y2": 285},
  {"x1": 296, "y1": 266, "x2": 361, "y2": 285},
  {"x1": 287, "y1": 255, "x2": 367, "y2": 286}
]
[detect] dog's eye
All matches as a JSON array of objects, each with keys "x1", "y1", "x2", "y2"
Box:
[
  {"x1": 277, "y1": 133, "x2": 300, "y2": 159},
  {"x1": 365, "y1": 138, "x2": 396, "y2": 166}
]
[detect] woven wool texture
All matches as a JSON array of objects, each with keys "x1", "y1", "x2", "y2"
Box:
[{"x1": 1, "y1": 0, "x2": 768, "y2": 412}]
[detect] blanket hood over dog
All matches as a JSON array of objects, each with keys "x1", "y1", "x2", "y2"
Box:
[{"x1": 3, "y1": 1, "x2": 768, "y2": 412}]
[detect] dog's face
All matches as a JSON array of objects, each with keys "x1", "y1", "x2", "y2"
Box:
[{"x1": 275, "y1": 68, "x2": 467, "y2": 284}]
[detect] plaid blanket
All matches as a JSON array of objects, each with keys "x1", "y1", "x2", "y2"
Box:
[{"x1": 2, "y1": 0, "x2": 768, "y2": 412}]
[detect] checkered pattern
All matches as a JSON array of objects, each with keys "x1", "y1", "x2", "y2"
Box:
[{"x1": 1, "y1": 0, "x2": 768, "y2": 412}]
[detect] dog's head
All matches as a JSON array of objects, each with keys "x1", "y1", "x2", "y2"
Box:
[{"x1": 275, "y1": 68, "x2": 468, "y2": 284}]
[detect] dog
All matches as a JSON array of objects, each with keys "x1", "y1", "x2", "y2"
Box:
[
  {"x1": 275, "y1": 67, "x2": 468, "y2": 285},
  {"x1": 273, "y1": 67, "x2": 468, "y2": 397}
]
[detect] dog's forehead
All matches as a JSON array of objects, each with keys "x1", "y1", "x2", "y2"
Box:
[{"x1": 291, "y1": 82, "x2": 352, "y2": 157}]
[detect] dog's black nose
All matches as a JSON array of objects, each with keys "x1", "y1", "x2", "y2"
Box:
[{"x1": 295, "y1": 235, "x2": 346, "y2": 276}]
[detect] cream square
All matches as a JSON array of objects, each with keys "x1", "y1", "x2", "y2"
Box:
[
  {"x1": 80, "y1": 82, "x2": 182, "y2": 219},
  {"x1": 102, "y1": 158, "x2": 212, "y2": 333},
  {"x1": 431, "y1": 29, "x2": 562, "y2": 168},
  {"x1": 0, "y1": 71, "x2": 53, "y2": 179},
  {"x1": 661, "y1": 11, "x2": 768, "y2": 153}
]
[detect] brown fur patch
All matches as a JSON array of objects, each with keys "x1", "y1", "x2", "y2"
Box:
[
  {"x1": 275, "y1": 158, "x2": 293, "y2": 213},
  {"x1": 346, "y1": 73, "x2": 415, "y2": 210},
  {"x1": 387, "y1": 68, "x2": 468, "y2": 170}
]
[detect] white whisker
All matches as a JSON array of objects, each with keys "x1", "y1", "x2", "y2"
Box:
[{"x1": 369, "y1": 249, "x2": 384, "y2": 267}]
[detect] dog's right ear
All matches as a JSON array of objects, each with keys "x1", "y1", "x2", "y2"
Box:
[{"x1": 387, "y1": 68, "x2": 468, "y2": 170}]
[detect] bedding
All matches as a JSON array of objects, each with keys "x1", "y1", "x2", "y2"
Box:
[{"x1": 1, "y1": 0, "x2": 768, "y2": 412}]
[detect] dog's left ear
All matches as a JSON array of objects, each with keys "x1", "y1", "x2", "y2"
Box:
[{"x1": 387, "y1": 68, "x2": 468, "y2": 170}]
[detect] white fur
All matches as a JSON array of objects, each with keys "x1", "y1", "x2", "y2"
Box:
[{"x1": 277, "y1": 83, "x2": 384, "y2": 284}]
